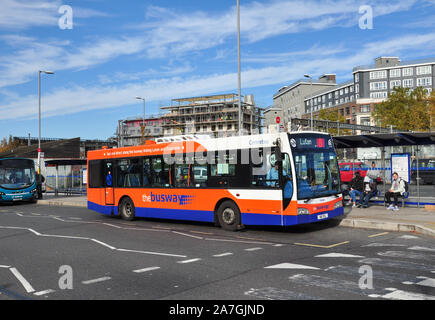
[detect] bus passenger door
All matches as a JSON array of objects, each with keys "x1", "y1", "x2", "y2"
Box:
[{"x1": 105, "y1": 161, "x2": 114, "y2": 205}]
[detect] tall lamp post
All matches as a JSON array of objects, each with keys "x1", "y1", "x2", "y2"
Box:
[
  {"x1": 237, "y1": 0, "x2": 242, "y2": 136},
  {"x1": 136, "y1": 96, "x2": 146, "y2": 142},
  {"x1": 304, "y1": 74, "x2": 313, "y2": 131},
  {"x1": 38, "y1": 70, "x2": 54, "y2": 174}
]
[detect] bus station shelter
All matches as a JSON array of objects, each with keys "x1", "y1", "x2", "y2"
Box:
[
  {"x1": 333, "y1": 132, "x2": 435, "y2": 207},
  {"x1": 45, "y1": 159, "x2": 87, "y2": 196}
]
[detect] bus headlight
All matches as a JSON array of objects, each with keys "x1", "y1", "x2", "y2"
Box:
[
  {"x1": 297, "y1": 208, "x2": 310, "y2": 215},
  {"x1": 334, "y1": 201, "x2": 343, "y2": 209}
]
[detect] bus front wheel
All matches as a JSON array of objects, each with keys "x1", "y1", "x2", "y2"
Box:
[
  {"x1": 216, "y1": 200, "x2": 241, "y2": 232},
  {"x1": 119, "y1": 197, "x2": 135, "y2": 221}
]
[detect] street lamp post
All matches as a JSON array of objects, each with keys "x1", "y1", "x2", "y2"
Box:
[
  {"x1": 304, "y1": 74, "x2": 313, "y2": 131},
  {"x1": 237, "y1": 0, "x2": 242, "y2": 136},
  {"x1": 135, "y1": 96, "x2": 146, "y2": 128},
  {"x1": 136, "y1": 96, "x2": 146, "y2": 143},
  {"x1": 38, "y1": 70, "x2": 54, "y2": 174}
]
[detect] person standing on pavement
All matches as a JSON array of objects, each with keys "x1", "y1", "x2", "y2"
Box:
[
  {"x1": 36, "y1": 172, "x2": 45, "y2": 199},
  {"x1": 349, "y1": 171, "x2": 364, "y2": 208},
  {"x1": 385, "y1": 172, "x2": 406, "y2": 212}
]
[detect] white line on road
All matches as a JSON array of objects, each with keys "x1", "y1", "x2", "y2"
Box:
[
  {"x1": 245, "y1": 247, "x2": 263, "y2": 252},
  {"x1": 408, "y1": 246, "x2": 435, "y2": 253},
  {"x1": 34, "y1": 289, "x2": 56, "y2": 296},
  {"x1": 315, "y1": 253, "x2": 364, "y2": 258},
  {"x1": 379, "y1": 289, "x2": 435, "y2": 300},
  {"x1": 0, "y1": 265, "x2": 11, "y2": 268},
  {"x1": 177, "y1": 258, "x2": 201, "y2": 264},
  {"x1": 133, "y1": 267, "x2": 161, "y2": 273},
  {"x1": 91, "y1": 239, "x2": 116, "y2": 250},
  {"x1": 82, "y1": 277, "x2": 112, "y2": 285},
  {"x1": 213, "y1": 252, "x2": 234, "y2": 257},
  {"x1": 117, "y1": 248, "x2": 187, "y2": 258},
  {"x1": 9, "y1": 267, "x2": 35, "y2": 293},
  {"x1": 172, "y1": 231, "x2": 203, "y2": 240},
  {"x1": 265, "y1": 263, "x2": 320, "y2": 270}
]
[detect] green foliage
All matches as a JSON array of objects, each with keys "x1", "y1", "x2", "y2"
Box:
[{"x1": 372, "y1": 87, "x2": 434, "y2": 131}]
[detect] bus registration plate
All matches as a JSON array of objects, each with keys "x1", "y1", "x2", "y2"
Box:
[{"x1": 317, "y1": 213, "x2": 328, "y2": 220}]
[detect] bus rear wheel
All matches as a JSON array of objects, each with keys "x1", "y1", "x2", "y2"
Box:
[
  {"x1": 216, "y1": 200, "x2": 241, "y2": 232},
  {"x1": 119, "y1": 197, "x2": 135, "y2": 221}
]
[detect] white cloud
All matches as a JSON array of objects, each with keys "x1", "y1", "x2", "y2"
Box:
[{"x1": 2, "y1": 32, "x2": 435, "y2": 121}]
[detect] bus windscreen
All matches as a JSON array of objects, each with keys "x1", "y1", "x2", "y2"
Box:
[
  {"x1": 289, "y1": 134, "x2": 341, "y2": 200},
  {"x1": 0, "y1": 159, "x2": 36, "y2": 190}
]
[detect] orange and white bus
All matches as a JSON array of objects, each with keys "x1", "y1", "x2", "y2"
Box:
[{"x1": 87, "y1": 132, "x2": 344, "y2": 230}]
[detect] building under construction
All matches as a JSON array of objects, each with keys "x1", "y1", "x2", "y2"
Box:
[{"x1": 160, "y1": 94, "x2": 263, "y2": 137}]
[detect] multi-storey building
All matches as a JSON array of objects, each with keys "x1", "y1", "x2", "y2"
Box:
[
  {"x1": 160, "y1": 93, "x2": 262, "y2": 138},
  {"x1": 117, "y1": 115, "x2": 164, "y2": 147},
  {"x1": 353, "y1": 56, "x2": 434, "y2": 102},
  {"x1": 271, "y1": 74, "x2": 337, "y2": 126},
  {"x1": 302, "y1": 56, "x2": 435, "y2": 128}
]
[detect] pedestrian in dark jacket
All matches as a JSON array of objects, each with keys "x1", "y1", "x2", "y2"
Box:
[
  {"x1": 358, "y1": 175, "x2": 377, "y2": 208},
  {"x1": 349, "y1": 171, "x2": 364, "y2": 207}
]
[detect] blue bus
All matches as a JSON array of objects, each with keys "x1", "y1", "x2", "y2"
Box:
[{"x1": 0, "y1": 158, "x2": 38, "y2": 203}]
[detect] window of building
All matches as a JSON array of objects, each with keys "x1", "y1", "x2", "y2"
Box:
[
  {"x1": 355, "y1": 84, "x2": 360, "y2": 93},
  {"x1": 370, "y1": 81, "x2": 388, "y2": 91},
  {"x1": 403, "y1": 78, "x2": 414, "y2": 88},
  {"x1": 390, "y1": 80, "x2": 401, "y2": 89},
  {"x1": 345, "y1": 87, "x2": 349, "y2": 94},
  {"x1": 360, "y1": 105, "x2": 371, "y2": 113},
  {"x1": 417, "y1": 77, "x2": 432, "y2": 87},
  {"x1": 370, "y1": 92, "x2": 388, "y2": 99},
  {"x1": 416, "y1": 65, "x2": 432, "y2": 75},
  {"x1": 370, "y1": 70, "x2": 387, "y2": 80},
  {"x1": 402, "y1": 67, "x2": 413, "y2": 77},
  {"x1": 390, "y1": 69, "x2": 401, "y2": 78},
  {"x1": 355, "y1": 73, "x2": 359, "y2": 82}
]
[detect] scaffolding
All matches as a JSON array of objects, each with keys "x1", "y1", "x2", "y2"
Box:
[{"x1": 160, "y1": 93, "x2": 263, "y2": 137}]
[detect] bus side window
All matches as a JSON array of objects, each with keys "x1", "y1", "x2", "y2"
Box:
[
  {"x1": 143, "y1": 158, "x2": 151, "y2": 187},
  {"x1": 89, "y1": 160, "x2": 104, "y2": 188},
  {"x1": 116, "y1": 158, "x2": 142, "y2": 188}
]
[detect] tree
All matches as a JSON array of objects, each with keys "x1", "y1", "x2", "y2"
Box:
[
  {"x1": 372, "y1": 87, "x2": 434, "y2": 132},
  {"x1": 317, "y1": 108, "x2": 349, "y2": 136},
  {"x1": 0, "y1": 135, "x2": 20, "y2": 153}
]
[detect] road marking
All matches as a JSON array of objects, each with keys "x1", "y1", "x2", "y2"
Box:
[
  {"x1": 117, "y1": 248, "x2": 186, "y2": 258},
  {"x1": 82, "y1": 277, "x2": 111, "y2": 285},
  {"x1": 327, "y1": 265, "x2": 417, "y2": 283},
  {"x1": 190, "y1": 230, "x2": 214, "y2": 235},
  {"x1": 0, "y1": 265, "x2": 11, "y2": 268},
  {"x1": 177, "y1": 258, "x2": 201, "y2": 264},
  {"x1": 359, "y1": 258, "x2": 435, "y2": 273},
  {"x1": 288, "y1": 274, "x2": 368, "y2": 297},
  {"x1": 245, "y1": 247, "x2": 263, "y2": 252},
  {"x1": 9, "y1": 267, "x2": 35, "y2": 293},
  {"x1": 172, "y1": 231, "x2": 203, "y2": 240},
  {"x1": 379, "y1": 289, "x2": 435, "y2": 300},
  {"x1": 34, "y1": 289, "x2": 56, "y2": 296},
  {"x1": 363, "y1": 243, "x2": 406, "y2": 247},
  {"x1": 294, "y1": 241, "x2": 349, "y2": 249},
  {"x1": 213, "y1": 252, "x2": 233, "y2": 257},
  {"x1": 91, "y1": 239, "x2": 116, "y2": 250},
  {"x1": 245, "y1": 287, "x2": 320, "y2": 300},
  {"x1": 398, "y1": 235, "x2": 419, "y2": 239},
  {"x1": 265, "y1": 263, "x2": 320, "y2": 270},
  {"x1": 315, "y1": 253, "x2": 364, "y2": 258},
  {"x1": 0, "y1": 225, "x2": 188, "y2": 258},
  {"x1": 205, "y1": 238, "x2": 273, "y2": 245},
  {"x1": 368, "y1": 232, "x2": 389, "y2": 238},
  {"x1": 415, "y1": 277, "x2": 435, "y2": 288},
  {"x1": 408, "y1": 246, "x2": 435, "y2": 253},
  {"x1": 377, "y1": 250, "x2": 435, "y2": 261},
  {"x1": 133, "y1": 267, "x2": 161, "y2": 273}
]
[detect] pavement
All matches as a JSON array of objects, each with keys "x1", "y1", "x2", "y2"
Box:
[{"x1": 36, "y1": 194, "x2": 435, "y2": 238}]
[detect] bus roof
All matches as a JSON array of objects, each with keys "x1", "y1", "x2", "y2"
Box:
[{"x1": 87, "y1": 132, "x2": 331, "y2": 160}]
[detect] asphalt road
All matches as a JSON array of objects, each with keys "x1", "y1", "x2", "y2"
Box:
[{"x1": 0, "y1": 202, "x2": 434, "y2": 301}]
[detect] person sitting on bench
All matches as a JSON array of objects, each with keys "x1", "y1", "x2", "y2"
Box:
[{"x1": 385, "y1": 172, "x2": 406, "y2": 212}]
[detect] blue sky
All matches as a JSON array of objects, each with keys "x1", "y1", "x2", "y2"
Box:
[{"x1": 1, "y1": 0, "x2": 435, "y2": 140}]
